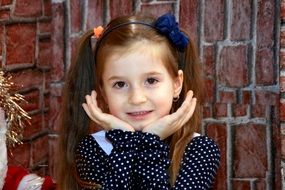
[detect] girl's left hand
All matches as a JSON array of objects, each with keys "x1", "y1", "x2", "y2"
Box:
[{"x1": 142, "y1": 91, "x2": 197, "y2": 140}]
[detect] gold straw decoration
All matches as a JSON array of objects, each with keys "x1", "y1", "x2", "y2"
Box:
[{"x1": 0, "y1": 70, "x2": 31, "y2": 148}]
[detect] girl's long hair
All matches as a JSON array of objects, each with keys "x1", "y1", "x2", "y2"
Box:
[{"x1": 58, "y1": 14, "x2": 205, "y2": 189}]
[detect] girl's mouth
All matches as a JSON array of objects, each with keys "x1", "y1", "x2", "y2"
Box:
[{"x1": 126, "y1": 110, "x2": 153, "y2": 120}]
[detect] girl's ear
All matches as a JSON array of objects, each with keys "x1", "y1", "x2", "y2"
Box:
[{"x1": 173, "y1": 70, "x2": 184, "y2": 97}]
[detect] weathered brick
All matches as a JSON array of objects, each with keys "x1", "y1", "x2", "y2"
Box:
[
  {"x1": 0, "y1": 9, "x2": 10, "y2": 21},
  {"x1": 8, "y1": 143, "x2": 31, "y2": 168},
  {"x1": 51, "y1": 3, "x2": 65, "y2": 81},
  {"x1": 202, "y1": 105, "x2": 212, "y2": 118},
  {"x1": 70, "y1": 0, "x2": 82, "y2": 33},
  {"x1": 38, "y1": 39, "x2": 52, "y2": 69},
  {"x1": 203, "y1": 45, "x2": 215, "y2": 77},
  {"x1": 204, "y1": 0, "x2": 225, "y2": 42},
  {"x1": 233, "y1": 123, "x2": 267, "y2": 178},
  {"x1": 204, "y1": 78, "x2": 215, "y2": 103},
  {"x1": 242, "y1": 90, "x2": 252, "y2": 104},
  {"x1": 256, "y1": 0, "x2": 274, "y2": 49},
  {"x1": 6, "y1": 24, "x2": 36, "y2": 66},
  {"x1": 180, "y1": 0, "x2": 199, "y2": 41},
  {"x1": 280, "y1": 101, "x2": 285, "y2": 121},
  {"x1": 23, "y1": 114, "x2": 43, "y2": 137},
  {"x1": 48, "y1": 135, "x2": 59, "y2": 179},
  {"x1": 110, "y1": 0, "x2": 133, "y2": 19},
  {"x1": 282, "y1": 2, "x2": 285, "y2": 21},
  {"x1": 255, "y1": 90, "x2": 278, "y2": 105},
  {"x1": 86, "y1": 0, "x2": 103, "y2": 30},
  {"x1": 233, "y1": 104, "x2": 248, "y2": 117},
  {"x1": 39, "y1": 21, "x2": 52, "y2": 34},
  {"x1": 219, "y1": 90, "x2": 236, "y2": 103},
  {"x1": 32, "y1": 135, "x2": 49, "y2": 164},
  {"x1": 256, "y1": 48, "x2": 274, "y2": 85},
  {"x1": 214, "y1": 103, "x2": 227, "y2": 117},
  {"x1": 49, "y1": 85, "x2": 63, "y2": 132},
  {"x1": 282, "y1": 135, "x2": 285, "y2": 159},
  {"x1": 20, "y1": 90, "x2": 40, "y2": 112},
  {"x1": 10, "y1": 69, "x2": 44, "y2": 90},
  {"x1": 43, "y1": 0, "x2": 52, "y2": 17},
  {"x1": 231, "y1": 0, "x2": 251, "y2": 40},
  {"x1": 280, "y1": 50, "x2": 285, "y2": 69},
  {"x1": 218, "y1": 45, "x2": 249, "y2": 87},
  {"x1": 252, "y1": 104, "x2": 266, "y2": 118},
  {"x1": 280, "y1": 29, "x2": 285, "y2": 49},
  {"x1": 255, "y1": 179, "x2": 266, "y2": 190},
  {"x1": 1, "y1": 0, "x2": 13, "y2": 5},
  {"x1": 13, "y1": 0, "x2": 42, "y2": 17},
  {"x1": 140, "y1": 3, "x2": 174, "y2": 17},
  {"x1": 231, "y1": 180, "x2": 251, "y2": 190},
  {"x1": 205, "y1": 123, "x2": 227, "y2": 190}
]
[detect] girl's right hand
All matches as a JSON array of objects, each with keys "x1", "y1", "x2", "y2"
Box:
[{"x1": 82, "y1": 90, "x2": 135, "y2": 132}]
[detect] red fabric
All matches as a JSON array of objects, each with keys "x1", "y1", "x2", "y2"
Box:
[
  {"x1": 42, "y1": 176, "x2": 56, "y2": 190},
  {"x1": 3, "y1": 166, "x2": 28, "y2": 190}
]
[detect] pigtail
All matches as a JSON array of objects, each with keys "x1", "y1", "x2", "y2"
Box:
[
  {"x1": 58, "y1": 30, "x2": 97, "y2": 190},
  {"x1": 169, "y1": 32, "x2": 205, "y2": 185}
]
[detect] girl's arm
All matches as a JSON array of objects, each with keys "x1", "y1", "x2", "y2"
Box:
[{"x1": 172, "y1": 136, "x2": 221, "y2": 190}]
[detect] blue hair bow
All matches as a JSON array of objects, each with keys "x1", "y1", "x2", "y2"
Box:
[{"x1": 155, "y1": 13, "x2": 189, "y2": 51}]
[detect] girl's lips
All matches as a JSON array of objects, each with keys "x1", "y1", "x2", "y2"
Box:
[{"x1": 126, "y1": 110, "x2": 153, "y2": 120}]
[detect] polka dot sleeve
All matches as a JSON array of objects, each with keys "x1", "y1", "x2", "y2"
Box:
[
  {"x1": 172, "y1": 136, "x2": 220, "y2": 190},
  {"x1": 106, "y1": 129, "x2": 171, "y2": 189}
]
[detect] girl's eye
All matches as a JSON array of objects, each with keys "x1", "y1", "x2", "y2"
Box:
[
  {"x1": 113, "y1": 81, "x2": 127, "y2": 88},
  {"x1": 146, "y1": 78, "x2": 158, "y2": 85}
]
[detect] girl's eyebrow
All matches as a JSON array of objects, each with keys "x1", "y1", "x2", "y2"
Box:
[{"x1": 107, "y1": 71, "x2": 163, "y2": 81}]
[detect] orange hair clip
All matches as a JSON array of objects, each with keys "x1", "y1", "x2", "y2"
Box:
[{"x1": 93, "y1": 26, "x2": 104, "y2": 39}]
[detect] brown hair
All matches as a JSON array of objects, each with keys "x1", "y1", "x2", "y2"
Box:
[{"x1": 58, "y1": 14, "x2": 204, "y2": 189}]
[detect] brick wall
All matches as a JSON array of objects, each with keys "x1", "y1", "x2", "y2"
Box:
[{"x1": 0, "y1": 0, "x2": 281, "y2": 189}]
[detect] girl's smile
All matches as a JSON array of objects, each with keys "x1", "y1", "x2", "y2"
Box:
[{"x1": 101, "y1": 43, "x2": 183, "y2": 131}]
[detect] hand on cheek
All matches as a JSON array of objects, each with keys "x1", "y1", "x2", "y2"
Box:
[
  {"x1": 82, "y1": 90, "x2": 135, "y2": 132},
  {"x1": 142, "y1": 90, "x2": 197, "y2": 140}
]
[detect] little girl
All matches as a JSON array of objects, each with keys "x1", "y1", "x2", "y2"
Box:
[{"x1": 58, "y1": 13, "x2": 220, "y2": 190}]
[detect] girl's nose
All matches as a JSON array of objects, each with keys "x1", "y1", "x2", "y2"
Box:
[{"x1": 128, "y1": 87, "x2": 147, "y2": 105}]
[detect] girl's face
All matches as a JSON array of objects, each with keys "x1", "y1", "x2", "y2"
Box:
[{"x1": 101, "y1": 45, "x2": 183, "y2": 131}]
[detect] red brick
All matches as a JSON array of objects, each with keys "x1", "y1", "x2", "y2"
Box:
[
  {"x1": 255, "y1": 179, "x2": 266, "y2": 190},
  {"x1": 255, "y1": 90, "x2": 278, "y2": 105},
  {"x1": 23, "y1": 114, "x2": 43, "y2": 137},
  {"x1": 242, "y1": 90, "x2": 251, "y2": 104},
  {"x1": 20, "y1": 90, "x2": 40, "y2": 112},
  {"x1": 32, "y1": 135, "x2": 49, "y2": 164},
  {"x1": 256, "y1": 48, "x2": 274, "y2": 85},
  {"x1": 39, "y1": 21, "x2": 52, "y2": 34},
  {"x1": 13, "y1": 0, "x2": 42, "y2": 17},
  {"x1": 282, "y1": 2, "x2": 285, "y2": 21},
  {"x1": 232, "y1": 180, "x2": 251, "y2": 190},
  {"x1": 233, "y1": 104, "x2": 248, "y2": 117},
  {"x1": 204, "y1": 0, "x2": 225, "y2": 42},
  {"x1": 70, "y1": 0, "x2": 82, "y2": 33},
  {"x1": 10, "y1": 69, "x2": 44, "y2": 90},
  {"x1": 48, "y1": 135, "x2": 59, "y2": 179},
  {"x1": 281, "y1": 29, "x2": 285, "y2": 49},
  {"x1": 110, "y1": 0, "x2": 133, "y2": 19},
  {"x1": 281, "y1": 76, "x2": 285, "y2": 92},
  {"x1": 282, "y1": 135, "x2": 285, "y2": 159},
  {"x1": 51, "y1": 3, "x2": 65, "y2": 81},
  {"x1": 214, "y1": 103, "x2": 227, "y2": 117},
  {"x1": 6, "y1": 23, "x2": 36, "y2": 65},
  {"x1": 0, "y1": 9, "x2": 10, "y2": 21},
  {"x1": 204, "y1": 78, "x2": 215, "y2": 103},
  {"x1": 49, "y1": 85, "x2": 63, "y2": 132},
  {"x1": 180, "y1": 0, "x2": 199, "y2": 41},
  {"x1": 202, "y1": 105, "x2": 212, "y2": 118},
  {"x1": 38, "y1": 40, "x2": 52, "y2": 68},
  {"x1": 280, "y1": 101, "x2": 285, "y2": 121},
  {"x1": 140, "y1": 3, "x2": 174, "y2": 17},
  {"x1": 280, "y1": 50, "x2": 285, "y2": 69},
  {"x1": 233, "y1": 123, "x2": 267, "y2": 178},
  {"x1": 203, "y1": 45, "x2": 215, "y2": 77},
  {"x1": 205, "y1": 123, "x2": 227, "y2": 190},
  {"x1": 8, "y1": 143, "x2": 31, "y2": 168},
  {"x1": 86, "y1": 0, "x2": 103, "y2": 30},
  {"x1": 256, "y1": 0, "x2": 274, "y2": 49},
  {"x1": 218, "y1": 45, "x2": 249, "y2": 87},
  {"x1": 252, "y1": 104, "x2": 266, "y2": 118},
  {"x1": 43, "y1": 0, "x2": 52, "y2": 17},
  {"x1": 1, "y1": 0, "x2": 12, "y2": 5},
  {"x1": 0, "y1": 25, "x2": 4, "y2": 56},
  {"x1": 231, "y1": 0, "x2": 251, "y2": 40},
  {"x1": 219, "y1": 91, "x2": 236, "y2": 103}
]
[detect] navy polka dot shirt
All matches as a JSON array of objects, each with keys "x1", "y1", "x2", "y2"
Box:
[{"x1": 75, "y1": 130, "x2": 220, "y2": 189}]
